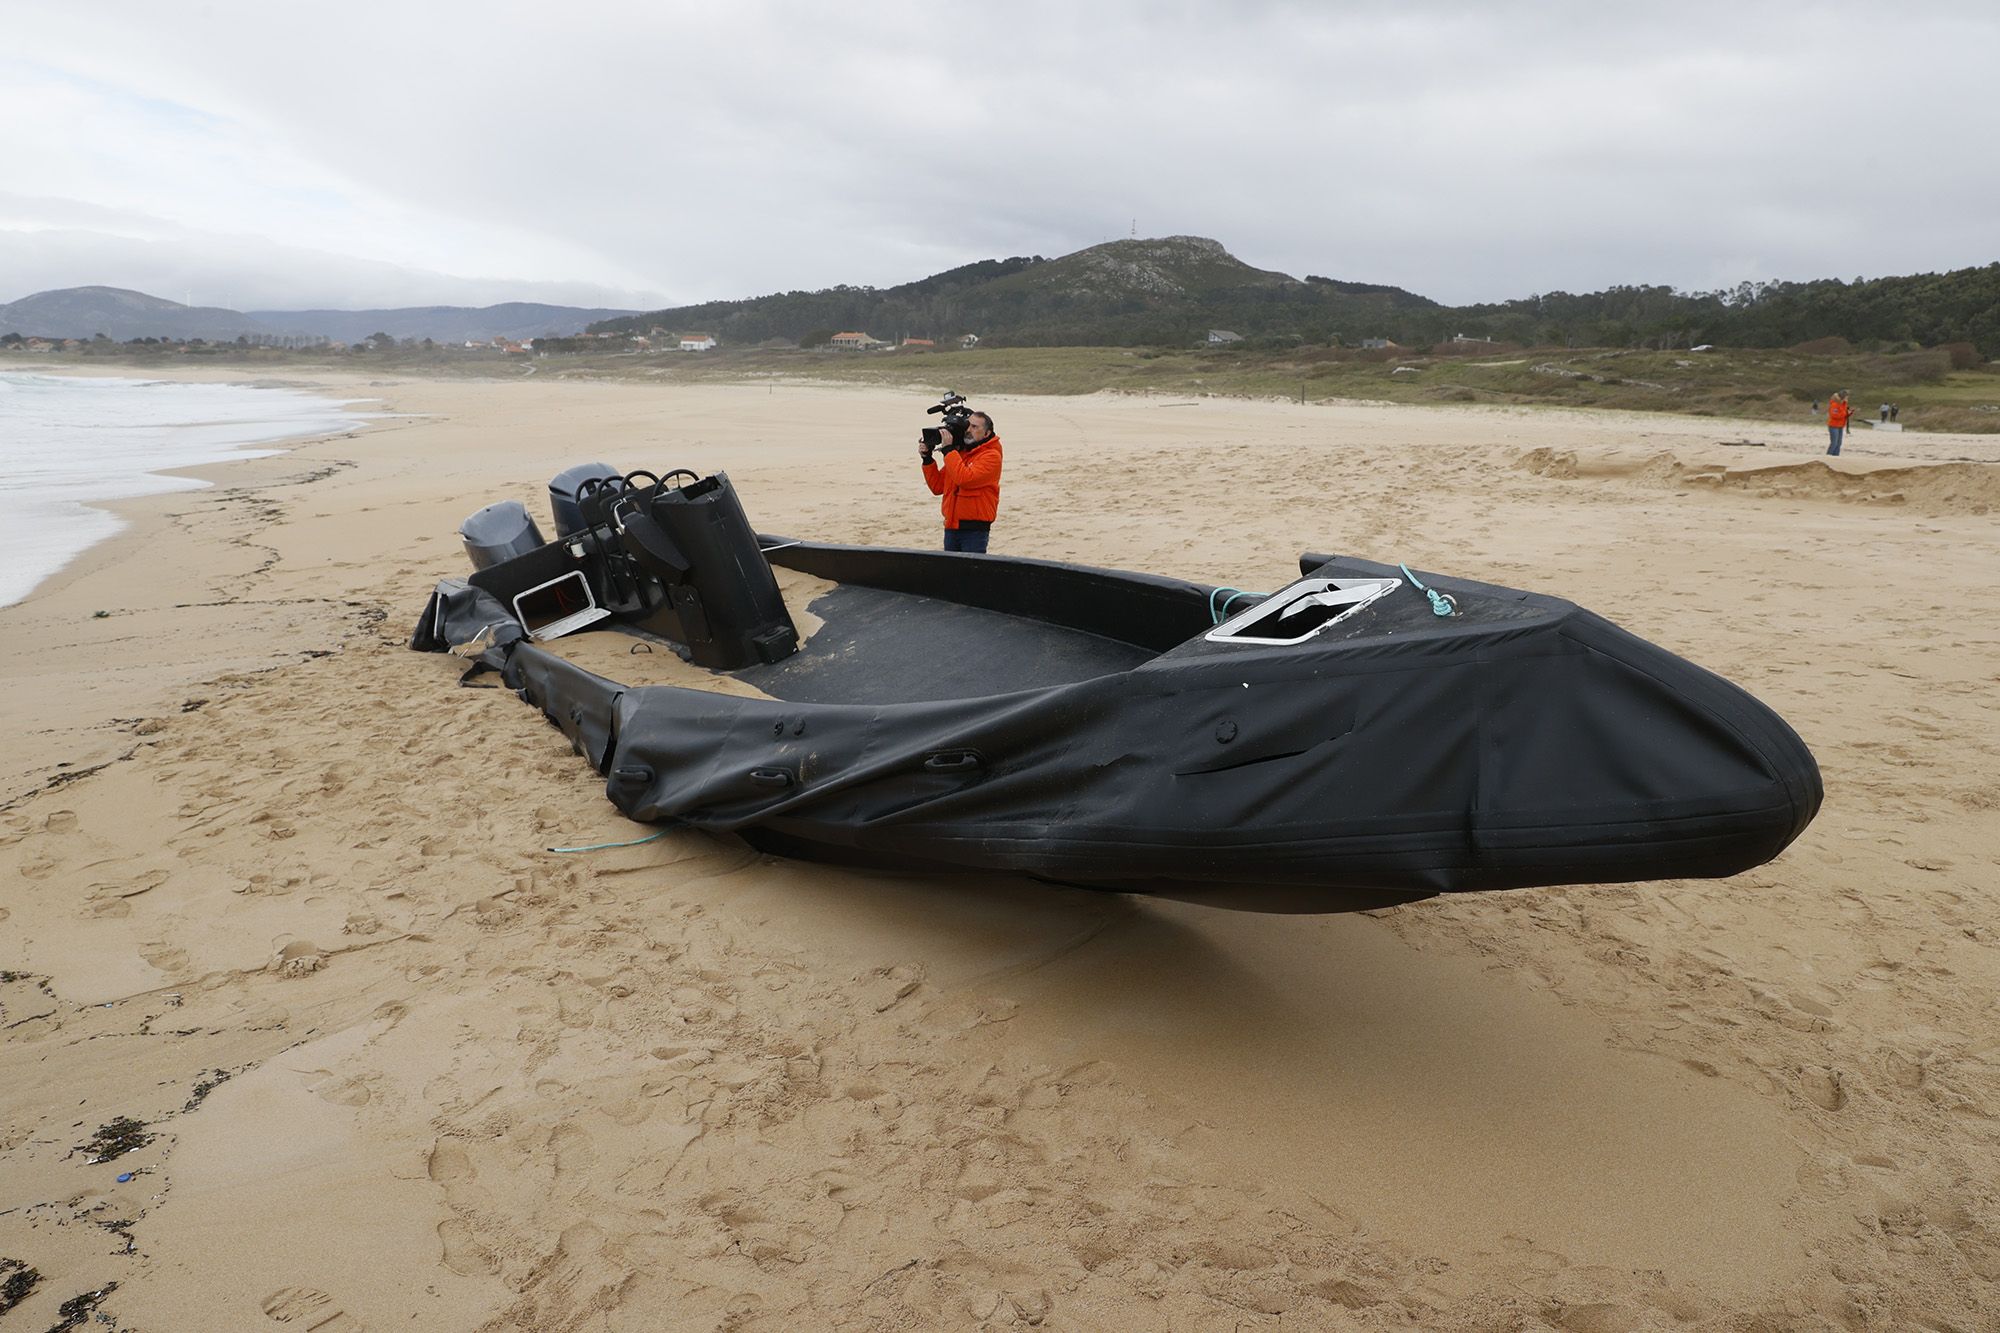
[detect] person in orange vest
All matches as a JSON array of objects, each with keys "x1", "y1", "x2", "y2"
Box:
[
  {"x1": 1826, "y1": 390, "x2": 1853, "y2": 456},
  {"x1": 918, "y1": 410, "x2": 1002, "y2": 552}
]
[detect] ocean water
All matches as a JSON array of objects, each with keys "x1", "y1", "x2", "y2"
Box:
[{"x1": 0, "y1": 371, "x2": 362, "y2": 608}]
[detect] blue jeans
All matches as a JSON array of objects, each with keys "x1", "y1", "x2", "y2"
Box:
[
  {"x1": 944, "y1": 525, "x2": 990, "y2": 553},
  {"x1": 1827, "y1": 427, "x2": 1843, "y2": 456}
]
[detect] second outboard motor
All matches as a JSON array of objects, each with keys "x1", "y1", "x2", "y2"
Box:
[
  {"x1": 460, "y1": 500, "x2": 546, "y2": 571},
  {"x1": 618, "y1": 471, "x2": 798, "y2": 670},
  {"x1": 549, "y1": 462, "x2": 623, "y2": 538}
]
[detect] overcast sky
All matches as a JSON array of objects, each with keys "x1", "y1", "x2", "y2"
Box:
[{"x1": 7, "y1": 2, "x2": 1997, "y2": 312}]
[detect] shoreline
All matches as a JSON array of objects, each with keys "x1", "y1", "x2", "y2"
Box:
[
  {"x1": 2, "y1": 368, "x2": 1996, "y2": 1328},
  {"x1": 0, "y1": 375, "x2": 390, "y2": 807}
]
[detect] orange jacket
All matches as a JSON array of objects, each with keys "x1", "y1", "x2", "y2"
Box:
[
  {"x1": 1827, "y1": 399, "x2": 1852, "y2": 428},
  {"x1": 922, "y1": 436, "x2": 1002, "y2": 527}
]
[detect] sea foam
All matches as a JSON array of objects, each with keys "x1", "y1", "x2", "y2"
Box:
[{"x1": 0, "y1": 371, "x2": 363, "y2": 607}]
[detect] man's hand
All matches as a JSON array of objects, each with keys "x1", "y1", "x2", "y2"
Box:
[{"x1": 918, "y1": 444, "x2": 935, "y2": 464}]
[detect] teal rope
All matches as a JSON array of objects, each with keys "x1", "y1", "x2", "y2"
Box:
[
  {"x1": 1209, "y1": 586, "x2": 1266, "y2": 624},
  {"x1": 1398, "y1": 563, "x2": 1459, "y2": 617},
  {"x1": 546, "y1": 829, "x2": 671, "y2": 854}
]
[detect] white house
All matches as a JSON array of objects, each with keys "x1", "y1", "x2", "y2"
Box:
[
  {"x1": 1206, "y1": 329, "x2": 1243, "y2": 345},
  {"x1": 679, "y1": 333, "x2": 717, "y2": 352}
]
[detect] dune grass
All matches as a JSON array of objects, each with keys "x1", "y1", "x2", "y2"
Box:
[
  {"x1": 33, "y1": 340, "x2": 2000, "y2": 431},
  {"x1": 611, "y1": 343, "x2": 2000, "y2": 432}
]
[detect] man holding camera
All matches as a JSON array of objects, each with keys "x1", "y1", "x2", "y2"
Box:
[{"x1": 918, "y1": 409, "x2": 1002, "y2": 552}]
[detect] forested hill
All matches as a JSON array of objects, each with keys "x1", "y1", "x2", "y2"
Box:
[
  {"x1": 1453, "y1": 265, "x2": 2000, "y2": 354},
  {"x1": 595, "y1": 239, "x2": 2000, "y2": 356},
  {"x1": 591, "y1": 236, "x2": 1439, "y2": 347}
]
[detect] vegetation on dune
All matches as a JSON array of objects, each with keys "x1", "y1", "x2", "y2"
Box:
[{"x1": 89, "y1": 338, "x2": 1976, "y2": 433}]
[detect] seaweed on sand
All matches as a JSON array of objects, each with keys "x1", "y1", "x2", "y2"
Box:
[
  {"x1": 74, "y1": 1117, "x2": 152, "y2": 1164},
  {"x1": 0, "y1": 1258, "x2": 43, "y2": 1315},
  {"x1": 45, "y1": 1281, "x2": 118, "y2": 1332}
]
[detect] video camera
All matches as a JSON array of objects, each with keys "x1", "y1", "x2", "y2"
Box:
[{"x1": 918, "y1": 391, "x2": 974, "y2": 453}]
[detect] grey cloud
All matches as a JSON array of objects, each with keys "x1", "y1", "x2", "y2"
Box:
[{"x1": 7, "y1": 1, "x2": 1997, "y2": 310}]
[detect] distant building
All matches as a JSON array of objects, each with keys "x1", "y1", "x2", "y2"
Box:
[
  {"x1": 679, "y1": 333, "x2": 717, "y2": 351},
  {"x1": 900, "y1": 337, "x2": 935, "y2": 349},
  {"x1": 632, "y1": 335, "x2": 652, "y2": 349},
  {"x1": 828, "y1": 331, "x2": 877, "y2": 350},
  {"x1": 959, "y1": 333, "x2": 981, "y2": 348},
  {"x1": 1206, "y1": 329, "x2": 1243, "y2": 345},
  {"x1": 1361, "y1": 338, "x2": 1399, "y2": 350}
]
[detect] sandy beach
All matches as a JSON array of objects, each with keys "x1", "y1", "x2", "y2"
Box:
[{"x1": 2, "y1": 369, "x2": 1996, "y2": 1330}]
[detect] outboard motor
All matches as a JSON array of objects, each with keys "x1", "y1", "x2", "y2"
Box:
[
  {"x1": 548, "y1": 462, "x2": 623, "y2": 538},
  {"x1": 617, "y1": 470, "x2": 798, "y2": 669},
  {"x1": 460, "y1": 500, "x2": 546, "y2": 571}
]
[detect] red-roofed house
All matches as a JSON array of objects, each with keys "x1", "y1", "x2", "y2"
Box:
[{"x1": 679, "y1": 333, "x2": 717, "y2": 351}]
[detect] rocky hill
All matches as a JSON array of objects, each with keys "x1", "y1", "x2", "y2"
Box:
[
  {"x1": 0, "y1": 288, "x2": 634, "y2": 344},
  {"x1": 0, "y1": 287, "x2": 275, "y2": 342},
  {"x1": 592, "y1": 236, "x2": 1438, "y2": 347}
]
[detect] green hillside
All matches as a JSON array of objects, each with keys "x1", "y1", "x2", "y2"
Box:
[
  {"x1": 592, "y1": 236, "x2": 1439, "y2": 347},
  {"x1": 596, "y1": 237, "x2": 2000, "y2": 357}
]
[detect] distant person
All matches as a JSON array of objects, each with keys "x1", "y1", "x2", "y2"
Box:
[
  {"x1": 1890, "y1": 403, "x2": 1901, "y2": 422},
  {"x1": 1879, "y1": 402, "x2": 1892, "y2": 422},
  {"x1": 1825, "y1": 390, "x2": 1853, "y2": 456},
  {"x1": 918, "y1": 410, "x2": 1002, "y2": 552}
]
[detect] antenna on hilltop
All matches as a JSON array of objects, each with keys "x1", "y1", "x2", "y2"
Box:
[{"x1": 1130, "y1": 218, "x2": 1137, "y2": 239}]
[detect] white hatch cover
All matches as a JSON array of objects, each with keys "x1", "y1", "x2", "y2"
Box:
[{"x1": 1205, "y1": 577, "x2": 1402, "y2": 646}]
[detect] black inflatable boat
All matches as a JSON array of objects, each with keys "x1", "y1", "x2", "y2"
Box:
[{"x1": 414, "y1": 465, "x2": 1821, "y2": 908}]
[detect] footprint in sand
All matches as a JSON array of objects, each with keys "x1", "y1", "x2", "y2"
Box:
[
  {"x1": 121, "y1": 870, "x2": 171, "y2": 899},
  {"x1": 426, "y1": 1139, "x2": 475, "y2": 1189},
  {"x1": 436, "y1": 1219, "x2": 499, "y2": 1276},
  {"x1": 271, "y1": 940, "x2": 329, "y2": 978},
  {"x1": 1798, "y1": 1065, "x2": 1848, "y2": 1111},
  {"x1": 557, "y1": 1220, "x2": 606, "y2": 1259},
  {"x1": 260, "y1": 1286, "x2": 369, "y2": 1330},
  {"x1": 139, "y1": 941, "x2": 192, "y2": 976},
  {"x1": 550, "y1": 1123, "x2": 597, "y2": 1183},
  {"x1": 308, "y1": 1072, "x2": 372, "y2": 1107}
]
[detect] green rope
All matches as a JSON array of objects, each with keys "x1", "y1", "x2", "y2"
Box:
[
  {"x1": 1209, "y1": 586, "x2": 1266, "y2": 624},
  {"x1": 1398, "y1": 563, "x2": 1459, "y2": 617},
  {"x1": 546, "y1": 829, "x2": 671, "y2": 854}
]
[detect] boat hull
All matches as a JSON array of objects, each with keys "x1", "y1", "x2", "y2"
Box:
[{"x1": 422, "y1": 540, "x2": 1822, "y2": 902}]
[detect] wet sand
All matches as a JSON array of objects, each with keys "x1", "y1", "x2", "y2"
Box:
[{"x1": 2, "y1": 371, "x2": 1996, "y2": 1329}]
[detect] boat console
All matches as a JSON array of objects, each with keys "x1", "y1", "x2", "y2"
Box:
[{"x1": 458, "y1": 464, "x2": 798, "y2": 669}]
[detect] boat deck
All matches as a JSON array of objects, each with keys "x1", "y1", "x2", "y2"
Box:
[{"x1": 536, "y1": 575, "x2": 1158, "y2": 705}]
